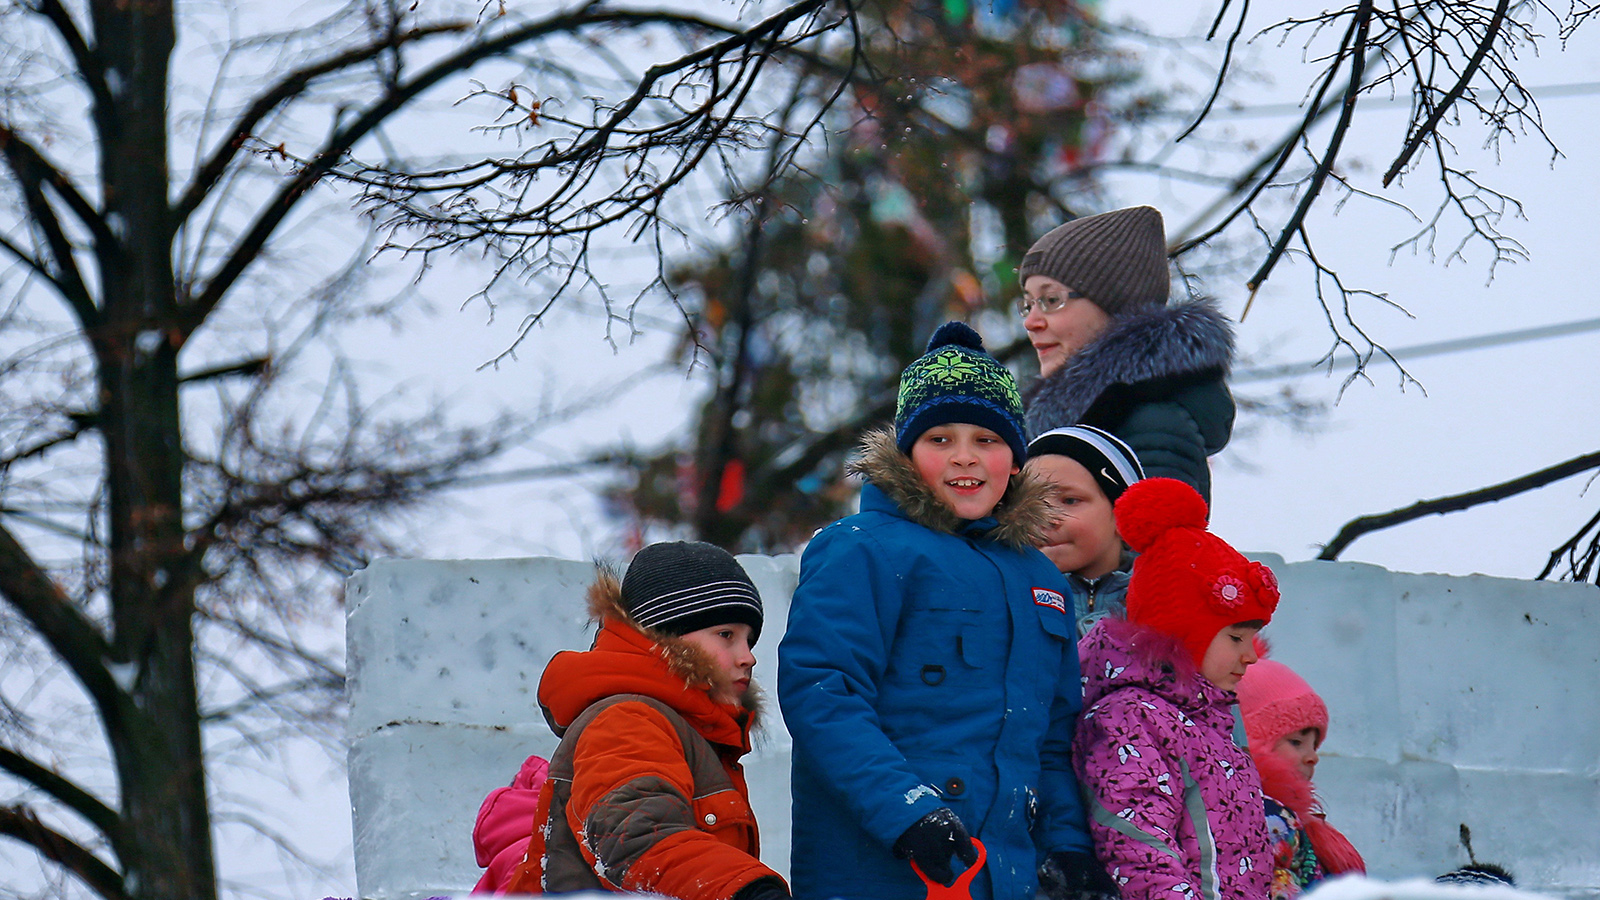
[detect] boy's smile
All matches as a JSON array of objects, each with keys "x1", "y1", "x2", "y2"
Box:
[{"x1": 910, "y1": 424, "x2": 1019, "y2": 521}]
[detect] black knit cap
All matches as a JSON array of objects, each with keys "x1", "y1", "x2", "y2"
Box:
[
  {"x1": 1017, "y1": 206, "x2": 1170, "y2": 317},
  {"x1": 1026, "y1": 425, "x2": 1145, "y2": 502},
  {"x1": 620, "y1": 541, "x2": 764, "y2": 645}
]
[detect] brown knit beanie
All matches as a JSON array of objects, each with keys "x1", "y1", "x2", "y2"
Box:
[{"x1": 1017, "y1": 206, "x2": 1171, "y2": 317}]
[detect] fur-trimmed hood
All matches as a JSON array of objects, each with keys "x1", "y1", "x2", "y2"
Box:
[
  {"x1": 1024, "y1": 298, "x2": 1235, "y2": 437},
  {"x1": 536, "y1": 569, "x2": 760, "y2": 749},
  {"x1": 848, "y1": 426, "x2": 1054, "y2": 549}
]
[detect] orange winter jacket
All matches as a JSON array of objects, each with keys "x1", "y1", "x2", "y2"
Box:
[{"x1": 505, "y1": 575, "x2": 781, "y2": 900}]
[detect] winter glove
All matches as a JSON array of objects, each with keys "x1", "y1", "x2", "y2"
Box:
[
  {"x1": 732, "y1": 876, "x2": 791, "y2": 900},
  {"x1": 1037, "y1": 850, "x2": 1121, "y2": 900},
  {"x1": 892, "y1": 808, "x2": 979, "y2": 887}
]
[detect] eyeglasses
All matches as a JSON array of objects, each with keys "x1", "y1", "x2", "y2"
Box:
[{"x1": 1018, "y1": 291, "x2": 1086, "y2": 318}]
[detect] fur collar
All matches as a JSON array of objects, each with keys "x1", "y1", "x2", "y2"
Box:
[
  {"x1": 585, "y1": 569, "x2": 763, "y2": 721},
  {"x1": 1024, "y1": 298, "x2": 1235, "y2": 437},
  {"x1": 847, "y1": 427, "x2": 1054, "y2": 550}
]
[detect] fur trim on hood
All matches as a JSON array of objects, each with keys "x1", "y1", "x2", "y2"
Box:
[
  {"x1": 586, "y1": 568, "x2": 764, "y2": 719},
  {"x1": 848, "y1": 426, "x2": 1054, "y2": 549},
  {"x1": 1025, "y1": 298, "x2": 1235, "y2": 437},
  {"x1": 1255, "y1": 748, "x2": 1366, "y2": 875}
]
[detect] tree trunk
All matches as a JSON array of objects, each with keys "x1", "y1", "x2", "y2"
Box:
[{"x1": 87, "y1": 1, "x2": 218, "y2": 898}]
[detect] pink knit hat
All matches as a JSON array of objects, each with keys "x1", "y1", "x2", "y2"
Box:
[
  {"x1": 1236, "y1": 655, "x2": 1329, "y2": 750},
  {"x1": 1236, "y1": 651, "x2": 1366, "y2": 876}
]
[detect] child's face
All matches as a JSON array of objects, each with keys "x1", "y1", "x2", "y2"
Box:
[
  {"x1": 679, "y1": 622, "x2": 757, "y2": 705},
  {"x1": 910, "y1": 423, "x2": 1019, "y2": 521},
  {"x1": 1199, "y1": 623, "x2": 1262, "y2": 691},
  {"x1": 1024, "y1": 455, "x2": 1122, "y2": 579},
  {"x1": 1271, "y1": 726, "x2": 1321, "y2": 780}
]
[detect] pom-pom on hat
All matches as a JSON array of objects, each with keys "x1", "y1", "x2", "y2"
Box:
[
  {"x1": 1116, "y1": 477, "x2": 1280, "y2": 666},
  {"x1": 1017, "y1": 206, "x2": 1171, "y2": 318},
  {"x1": 1236, "y1": 650, "x2": 1330, "y2": 751},
  {"x1": 1026, "y1": 425, "x2": 1145, "y2": 502},
  {"x1": 895, "y1": 321, "x2": 1027, "y2": 465},
  {"x1": 620, "y1": 541, "x2": 764, "y2": 645}
]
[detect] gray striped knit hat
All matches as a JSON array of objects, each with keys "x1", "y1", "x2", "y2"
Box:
[
  {"x1": 620, "y1": 541, "x2": 763, "y2": 644},
  {"x1": 1017, "y1": 206, "x2": 1170, "y2": 317}
]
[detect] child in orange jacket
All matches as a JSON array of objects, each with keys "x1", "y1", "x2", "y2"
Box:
[{"x1": 506, "y1": 541, "x2": 787, "y2": 900}]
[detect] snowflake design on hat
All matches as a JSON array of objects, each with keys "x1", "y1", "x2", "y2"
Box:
[
  {"x1": 1212, "y1": 573, "x2": 1246, "y2": 609},
  {"x1": 923, "y1": 349, "x2": 987, "y2": 384}
]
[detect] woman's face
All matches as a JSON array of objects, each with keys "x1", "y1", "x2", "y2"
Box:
[{"x1": 1021, "y1": 275, "x2": 1112, "y2": 377}]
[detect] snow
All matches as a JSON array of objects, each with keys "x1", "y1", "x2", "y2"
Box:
[{"x1": 346, "y1": 554, "x2": 1599, "y2": 900}]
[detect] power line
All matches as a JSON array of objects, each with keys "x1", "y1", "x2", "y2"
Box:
[
  {"x1": 1231, "y1": 315, "x2": 1600, "y2": 384},
  {"x1": 1179, "y1": 81, "x2": 1600, "y2": 120}
]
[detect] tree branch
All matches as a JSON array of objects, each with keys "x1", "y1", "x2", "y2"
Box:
[
  {"x1": 1382, "y1": 0, "x2": 1510, "y2": 186},
  {"x1": 183, "y1": 0, "x2": 835, "y2": 332},
  {"x1": 0, "y1": 746, "x2": 124, "y2": 855},
  {"x1": 0, "y1": 805, "x2": 128, "y2": 900},
  {"x1": 31, "y1": 0, "x2": 113, "y2": 119},
  {"x1": 0, "y1": 521, "x2": 122, "y2": 714},
  {"x1": 1246, "y1": 0, "x2": 1374, "y2": 295},
  {"x1": 0, "y1": 125, "x2": 104, "y2": 326},
  {"x1": 1319, "y1": 449, "x2": 1600, "y2": 560},
  {"x1": 172, "y1": 21, "x2": 473, "y2": 223}
]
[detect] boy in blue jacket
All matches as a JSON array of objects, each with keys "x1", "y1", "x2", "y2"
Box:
[{"x1": 778, "y1": 323, "x2": 1115, "y2": 900}]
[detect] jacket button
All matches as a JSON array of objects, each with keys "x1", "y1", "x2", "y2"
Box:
[
  {"x1": 944, "y1": 777, "x2": 965, "y2": 797},
  {"x1": 704, "y1": 813, "x2": 718, "y2": 825}
]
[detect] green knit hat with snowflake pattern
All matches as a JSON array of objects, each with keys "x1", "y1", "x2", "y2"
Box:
[{"x1": 895, "y1": 322, "x2": 1028, "y2": 464}]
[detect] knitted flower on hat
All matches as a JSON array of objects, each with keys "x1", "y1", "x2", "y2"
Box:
[
  {"x1": 1116, "y1": 477, "x2": 1280, "y2": 666},
  {"x1": 895, "y1": 321, "x2": 1027, "y2": 464}
]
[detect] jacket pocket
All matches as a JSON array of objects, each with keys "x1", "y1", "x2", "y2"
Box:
[
  {"x1": 692, "y1": 788, "x2": 758, "y2": 853},
  {"x1": 1035, "y1": 595, "x2": 1072, "y2": 642}
]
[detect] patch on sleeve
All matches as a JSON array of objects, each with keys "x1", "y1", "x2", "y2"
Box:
[{"x1": 1032, "y1": 587, "x2": 1066, "y2": 612}]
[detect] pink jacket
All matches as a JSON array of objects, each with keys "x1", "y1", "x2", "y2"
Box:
[
  {"x1": 472, "y1": 754, "x2": 549, "y2": 894},
  {"x1": 1073, "y1": 618, "x2": 1271, "y2": 900}
]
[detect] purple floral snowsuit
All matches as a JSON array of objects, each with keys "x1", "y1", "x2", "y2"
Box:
[{"x1": 1073, "y1": 618, "x2": 1271, "y2": 900}]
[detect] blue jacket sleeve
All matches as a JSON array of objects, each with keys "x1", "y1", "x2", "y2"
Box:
[
  {"x1": 1035, "y1": 608, "x2": 1092, "y2": 854},
  {"x1": 778, "y1": 523, "x2": 948, "y2": 848}
]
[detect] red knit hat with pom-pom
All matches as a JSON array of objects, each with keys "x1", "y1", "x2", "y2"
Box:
[{"x1": 1116, "y1": 477, "x2": 1280, "y2": 666}]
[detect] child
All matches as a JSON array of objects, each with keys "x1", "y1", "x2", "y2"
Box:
[
  {"x1": 779, "y1": 322, "x2": 1112, "y2": 900},
  {"x1": 1236, "y1": 651, "x2": 1365, "y2": 898},
  {"x1": 506, "y1": 541, "x2": 789, "y2": 900},
  {"x1": 1025, "y1": 424, "x2": 1145, "y2": 637},
  {"x1": 1073, "y1": 476, "x2": 1279, "y2": 900}
]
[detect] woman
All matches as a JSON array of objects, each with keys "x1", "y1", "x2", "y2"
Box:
[{"x1": 1019, "y1": 205, "x2": 1235, "y2": 503}]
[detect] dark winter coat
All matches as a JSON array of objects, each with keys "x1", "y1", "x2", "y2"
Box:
[
  {"x1": 778, "y1": 428, "x2": 1093, "y2": 900},
  {"x1": 1024, "y1": 300, "x2": 1235, "y2": 502},
  {"x1": 506, "y1": 575, "x2": 783, "y2": 900},
  {"x1": 1073, "y1": 618, "x2": 1271, "y2": 900}
]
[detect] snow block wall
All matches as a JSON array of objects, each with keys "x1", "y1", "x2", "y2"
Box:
[
  {"x1": 345, "y1": 555, "x2": 798, "y2": 900},
  {"x1": 346, "y1": 554, "x2": 1600, "y2": 900}
]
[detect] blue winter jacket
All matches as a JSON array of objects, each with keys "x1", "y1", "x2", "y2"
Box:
[{"x1": 778, "y1": 429, "x2": 1094, "y2": 900}]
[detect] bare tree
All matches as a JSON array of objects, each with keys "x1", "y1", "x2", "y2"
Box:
[{"x1": 0, "y1": 1, "x2": 857, "y2": 899}]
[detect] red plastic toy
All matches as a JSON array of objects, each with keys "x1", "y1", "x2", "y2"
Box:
[{"x1": 909, "y1": 838, "x2": 988, "y2": 900}]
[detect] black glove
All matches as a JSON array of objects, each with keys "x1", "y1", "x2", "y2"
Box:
[
  {"x1": 1037, "y1": 850, "x2": 1120, "y2": 900},
  {"x1": 732, "y1": 876, "x2": 791, "y2": 900},
  {"x1": 892, "y1": 808, "x2": 979, "y2": 887}
]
